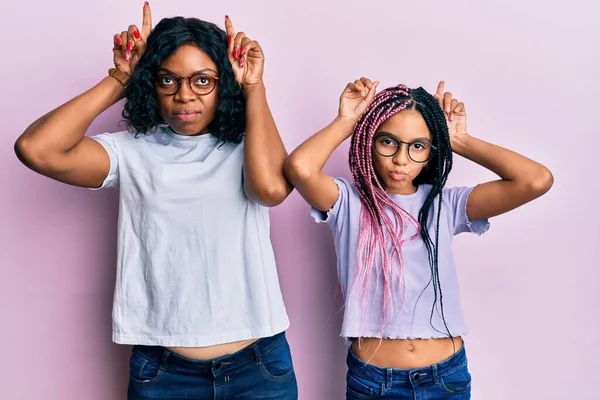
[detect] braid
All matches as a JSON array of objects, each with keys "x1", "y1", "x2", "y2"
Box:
[
  {"x1": 348, "y1": 84, "x2": 454, "y2": 339},
  {"x1": 412, "y1": 88, "x2": 454, "y2": 339}
]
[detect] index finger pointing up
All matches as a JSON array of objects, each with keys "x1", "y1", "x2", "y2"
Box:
[
  {"x1": 435, "y1": 81, "x2": 445, "y2": 98},
  {"x1": 141, "y1": 2, "x2": 152, "y2": 38},
  {"x1": 225, "y1": 15, "x2": 235, "y2": 37}
]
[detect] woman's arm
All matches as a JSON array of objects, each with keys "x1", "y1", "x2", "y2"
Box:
[
  {"x1": 14, "y1": 77, "x2": 124, "y2": 188},
  {"x1": 242, "y1": 82, "x2": 293, "y2": 207},
  {"x1": 224, "y1": 16, "x2": 292, "y2": 207},
  {"x1": 14, "y1": 3, "x2": 152, "y2": 188}
]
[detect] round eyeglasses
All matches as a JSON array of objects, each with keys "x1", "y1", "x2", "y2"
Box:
[
  {"x1": 154, "y1": 73, "x2": 219, "y2": 96},
  {"x1": 373, "y1": 133, "x2": 436, "y2": 163}
]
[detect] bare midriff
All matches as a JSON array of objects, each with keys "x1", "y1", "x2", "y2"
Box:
[
  {"x1": 167, "y1": 338, "x2": 259, "y2": 360},
  {"x1": 351, "y1": 336, "x2": 463, "y2": 369}
]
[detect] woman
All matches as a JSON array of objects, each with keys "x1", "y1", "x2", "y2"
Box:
[{"x1": 14, "y1": 3, "x2": 298, "y2": 399}]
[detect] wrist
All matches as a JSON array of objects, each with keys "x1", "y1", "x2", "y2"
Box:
[
  {"x1": 242, "y1": 80, "x2": 265, "y2": 97},
  {"x1": 101, "y1": 75, "x2": 127, "y2": 102},
  {"x1": 450, "y1": 133, "x2": 472, "y2": 154},
  {"x1": 333, "y1": 115, "x2": 358, "y2": 138},
  {"x1": 108, "y1": 68, "x2": 131, "y2": 88}
]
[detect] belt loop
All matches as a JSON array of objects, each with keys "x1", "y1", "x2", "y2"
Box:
[
  {"x1": 386, "y1": 368, "x2": 393, "y2": 390},
  {"x1": 251, "y1": 343, "x2": 262, "y2": 365},
  {"x1": 160, "y1": 348, "x2": 171, "y2": 371},
  {"x1": 432, "y1": 363, "x2": 439, "y2": 385}
]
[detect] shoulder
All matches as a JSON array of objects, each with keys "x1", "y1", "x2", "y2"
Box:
[
  {"x1": 89, "y1": 129, "x2": 151, "y2": 146},
  {"x1": 89, "y1": 130, "x2": 130, "y2": 141},
  {"x1": 334, "y1": 177, "x2": 356, "y2": 193},
  {"x1": 331, "y1": 177, "x2": 362, "y2": 203},
  {"x1": 441, "y1": 185, "x2": 475, "y2": 199},
  {"x1": 440, "y1": 185, "x2": 477, "y2": 212}
]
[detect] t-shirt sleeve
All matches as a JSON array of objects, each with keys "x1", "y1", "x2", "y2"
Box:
[
  {"x1": 89, "y1": 132, "x2": 119, "y2": 190},
  {"x1": 309, "y1": 177, "x2": 350, "y2": 230},
  {"x1": 443, "y1": 186, "x2": 490, "y2": 236}
]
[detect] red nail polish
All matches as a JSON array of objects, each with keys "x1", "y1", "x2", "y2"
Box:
[
  {"x1": 134, "y1": 29, "x2": 141, "y2": 39},
  {"x1": 241, "y1": 46, "x2": 247, "y2": 55},
  {"x1": 233, "y1": 49, "x2": 239, "y2": 59},
  {"x1": 127, "y1": 41, "x2": 134, "y2": 51},
  {"x1": 225, "y1": 15, "x2": 229, "y2": 19},
  {"x1": 115, "y1": 36, "x2": 122, "y2": 46},
  {"x1": 144, "y1": 1, "x2": 149, "y2": 5},
  {"x1": 125, "y1": 51, "x2": 131, "y2": 62},
  {"x1": 240, "y1": 57, "x2": 244, "y2": 68},
  {"x1": 228, "y1": 35, "x2": 232, "y2": 46}
]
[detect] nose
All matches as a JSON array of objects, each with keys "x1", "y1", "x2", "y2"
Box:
[
  {"x1": 392, "y1": 143, "x2": 410, "y2": 165},
  {"x1": 174, "y1": 79, "x2": 197, "y2": 103}
]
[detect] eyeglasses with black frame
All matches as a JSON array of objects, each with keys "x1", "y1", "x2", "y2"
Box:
[{"x1": 372, "y1": 133, "x2": 437, "y2": 163}]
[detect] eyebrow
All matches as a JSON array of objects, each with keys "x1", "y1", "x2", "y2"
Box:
[
  {"x1": 157, "y1": 68, "x2": 219, "y2": 75},
  {"x1": 377, "y1": 131, "x2": 432, "y2": 142}
]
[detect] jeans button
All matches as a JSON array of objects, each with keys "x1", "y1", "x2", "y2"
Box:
[
  {"x1": 413, "y1": 373, "x2": 421, "y2": 380},
  {"x1": 215, "y1": 362, "x2": 222, "y2": 369}
]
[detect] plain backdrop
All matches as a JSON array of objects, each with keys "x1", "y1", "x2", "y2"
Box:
[{"x1": 1, "y1": 0, "x2": 598, "y2": 398}]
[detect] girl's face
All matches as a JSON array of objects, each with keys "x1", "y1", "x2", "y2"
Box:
[
  {"x1": 155, "y1": 44, "x2": 220, "y2": 136},
  {"x1": 372, "y1": 109, "x2": 434, "y2": 195}
]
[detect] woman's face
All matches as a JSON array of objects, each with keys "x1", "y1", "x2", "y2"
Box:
[
  {"x1": 371, "y1": 109, "x2": 433, "y2": 195},
  {"x1": 155, "y1": 44, "x2": 219, "y2": 136}
]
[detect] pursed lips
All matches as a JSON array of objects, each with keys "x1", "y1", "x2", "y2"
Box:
[
  {"x1": 172, "y1": 108, "x2": 201, "y2": 121},
  {"x1": 389, "y1": 170, "x2": 408, "y2": 180}
]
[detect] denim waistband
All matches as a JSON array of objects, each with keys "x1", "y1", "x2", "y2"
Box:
[
  {"x1": 132, "y1": 331, "x2": 287, "y2": 375},
  {"x1": 347, "y1": 342, "x2": 468, "y2": 386}
]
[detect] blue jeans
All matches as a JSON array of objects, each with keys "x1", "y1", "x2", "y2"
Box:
[
  {"x1": 346, "y1": 343, "x2": 471, "y2": 399},
  {"x1": 127, "y1": 332, "x2": 298, "y2": 400}
]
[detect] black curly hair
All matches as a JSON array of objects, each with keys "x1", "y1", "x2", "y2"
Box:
[{"x1": 122, "y1": 17, "x2": 246, "y2": 143}]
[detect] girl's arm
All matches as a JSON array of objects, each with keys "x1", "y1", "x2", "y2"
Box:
[
  {"x1": 452, "y1": 135, "x2": 553, "y2": 221},
  {"x1": 284, "y1": 77, "x2": 379, "y2": 212},
  {"x1": 436, "y1": 81, "x2": 553, "y2": 221}
]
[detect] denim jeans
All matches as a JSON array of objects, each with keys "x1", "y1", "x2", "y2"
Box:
[
  {"x1": 127, "y1": 331, "x2": 298, "y2": 399},
  {"x1": 346, "y1": 343, "x2": 471, "y2": 399}
]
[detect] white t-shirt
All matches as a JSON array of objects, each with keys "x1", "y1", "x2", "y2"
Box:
[
  {"x1": 311, "y1": 178, "x2": 489, "y2": 340},
  {"x1": 91, "y1": 126, "x2": 289, "y2": 347}
]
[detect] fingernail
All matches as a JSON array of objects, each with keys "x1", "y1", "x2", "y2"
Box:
[
  {"x1": 233, "y1": 49, "x2": 239, "y2": 59},
  {"x1": 241, "y1": 46, "x2": 247, "y2": 55},
  {"x1": 134, "y1": 29, "x2": 141, "y2": 39},
  {"x1": 115, "y1": 36, "x2": 122, "y2": 46},
  {"x1": 125, "y1": 51, "x2": 131, "y2": 61},
  {"x1": 228, "y1": 35, "x2": 232, "y2": 46},
  {"x1": 127, "y1": 41, "x2": 134, "y2": 51},
  {"x1": 144, "y1": 1, "x2": 149, "y2": 5},
  {"x1": 225, "y1": 15, "x2": 229, "y2": 19},
  {"x1": 239, "y1": 56, "x2": 245, "y2": 68}
]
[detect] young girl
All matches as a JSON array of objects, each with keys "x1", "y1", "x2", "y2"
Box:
[
  {"x1": 284, "y1": 77, "x2": 553, "y2": 399},
  {"x1": 14, "y1": 4, "x2": 297, "y2": 399}
]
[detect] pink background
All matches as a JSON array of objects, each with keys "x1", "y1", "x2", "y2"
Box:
[{"x1": 1, "y1": 0, "x2": 598, "y2": 398}]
